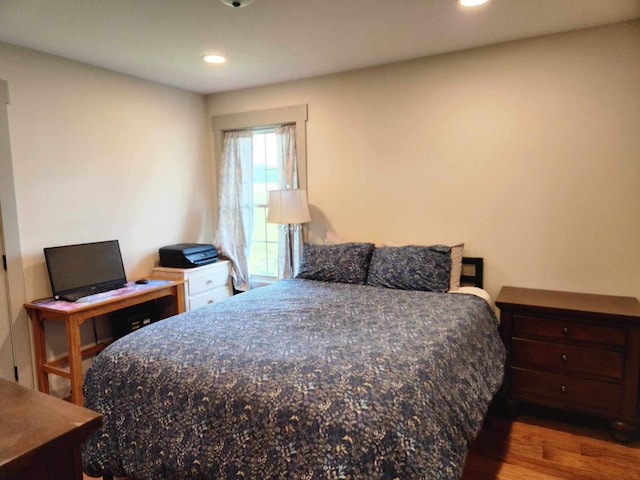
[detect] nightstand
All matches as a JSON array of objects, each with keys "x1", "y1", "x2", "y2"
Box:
[
  {"x1": 151, "y1": 260, "x2": 232, "y2": 311},
  {"x1": 496, "y1": 286, "x2": 640, "y2": 441}
]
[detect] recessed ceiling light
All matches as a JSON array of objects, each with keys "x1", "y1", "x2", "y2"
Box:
[
  {"x1": 202, "y1": 54, "x2": 226, "y2": 64},
  {"x1": 459, "y1": 0, "x2": 489, "y2": 6}
]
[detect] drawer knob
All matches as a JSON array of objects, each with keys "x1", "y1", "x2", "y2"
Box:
[
  {"x1": 206, "y1": 280, "x2": 213, "y2": 284},
  {"x1": 562, "y1": 327, "x2": 569, "y2": 336},
  {"x1": 207, "y1": 300, "x2": 213, "y2": 304},
  {"x1": 561, "y1": 385, "x2": 567, "y2": 393},
  {"x1": 561, "y1": 354, "x2": 568, "y2": 362}
]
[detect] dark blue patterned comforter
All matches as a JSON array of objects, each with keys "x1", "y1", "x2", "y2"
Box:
[{"x1": 82, "y1": 279, "x2": 505, "y2": 479}]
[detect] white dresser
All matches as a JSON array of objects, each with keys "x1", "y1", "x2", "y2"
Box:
[{"x1": 151, "y1": 260, "x2": 233, "y2": 311}]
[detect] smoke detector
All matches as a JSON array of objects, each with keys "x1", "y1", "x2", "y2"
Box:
[{"x1": 219, "y1": 0, "x2": 255, "y2": 7}]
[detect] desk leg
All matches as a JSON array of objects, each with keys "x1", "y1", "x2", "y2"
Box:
[
  {"x1": 175, "y1": 284, "x2": 185, "y2": 314},
  {"x1": 29, "y1": 310, "x2": 50, "y2": 394},
  {"x1": 66, "y1": 315, "x2": 84, "y2": 405}
]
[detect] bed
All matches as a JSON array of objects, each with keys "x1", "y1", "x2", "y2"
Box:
[{"x1": 82, "y1": 243, "x2": 505, "y2": 479}]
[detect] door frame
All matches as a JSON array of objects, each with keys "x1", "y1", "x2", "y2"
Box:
[
  {"x1": 0, "y1": 209, "x2": 16, "y2": 380},
  {"x1": 0, "y1": 79, "x2": 33, "y2": 387}
]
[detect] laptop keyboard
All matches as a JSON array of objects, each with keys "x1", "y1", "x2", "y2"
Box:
[{"x1": 60, "y1": 283, "x2": 125, "y2": 302}]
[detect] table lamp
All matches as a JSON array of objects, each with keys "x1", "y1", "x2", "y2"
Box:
[{"x1": 266, "y1": 189, "x2": 311, "y2": 278}]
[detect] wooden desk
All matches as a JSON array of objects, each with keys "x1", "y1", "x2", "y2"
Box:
[
  {"x1": 0, "y1": 378, "x2": 102, "y2": 480},
  {"x1": 25, "y1": 280, "x2": 185, "y2": 406}
]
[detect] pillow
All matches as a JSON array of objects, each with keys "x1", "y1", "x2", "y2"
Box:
[
  {"x1": 448, "y1": 243, "x2": 464, "y2": 291},
  {"x1": 383, "y1": 240, "x2": 464, "y2": 291},
  {"x1": 323, "y1": 231, "x2": 464, "y2": 291},
  {"x1": 297, "y1": 242, "x2": 375, "y2": 284},
  {"x1": 366, "y1": 245, "x2": 452, "y2": 292}
]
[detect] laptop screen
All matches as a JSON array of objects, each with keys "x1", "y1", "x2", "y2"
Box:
[{"x1": 44, "y1": 240, "x2": 127, "y2": 299}]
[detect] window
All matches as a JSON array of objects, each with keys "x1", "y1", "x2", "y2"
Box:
[
  {"x1": 248, "y1": 131, "x2": 280, "y2": 277},
  {"x1": 211, "y1": 105, "x2": 308, "y2": 290}
]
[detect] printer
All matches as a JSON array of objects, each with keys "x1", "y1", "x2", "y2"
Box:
[{"x1": 159, "y1": 243, "x2": 218, "y2": 268}]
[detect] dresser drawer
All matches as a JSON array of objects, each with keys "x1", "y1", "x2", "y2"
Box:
[
  {"x1": 512, "y1": 338, "x2": 624, "y2": 381},
  {"x1": 513, "y1": 314, "x2": 626, "y2": 347},
  {"x1": 151, "y1": 261, "x2": 233, "y2": 312},
  {"x1": 188, "y1": 265, "x2": 230, "y2": 296},
  {"x1": 511, "y1": 368, "x2": 622, "y2": 412},
  {"x1": 189, "y1": 285, "x2": 232, "y2": 310}
]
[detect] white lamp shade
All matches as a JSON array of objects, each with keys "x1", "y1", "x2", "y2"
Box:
[{"x1": 266, "y1": 189, "x2": 311, "y2": 224}]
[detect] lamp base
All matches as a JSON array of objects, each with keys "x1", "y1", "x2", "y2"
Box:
[{"x1": 278, "y1": 223, "x2": 301, "y2": 279}]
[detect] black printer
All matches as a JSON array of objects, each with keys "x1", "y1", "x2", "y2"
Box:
[{"x1": 159, "y1": 243, "x2": 218, "y2": 268}]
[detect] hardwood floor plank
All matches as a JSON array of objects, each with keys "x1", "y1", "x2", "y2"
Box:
[
  {"x1": 462, "y1": 409, "x2": 640, "y2": 480},
  {"x1": 463, "y1": 453, "x2": 568, "y2": 480},
  {"x1": 580, "y1": 441, "x2": 640, "y2": 464},
  {"x1": 542, "y1": 443, "x2": 640, "y2": 480},
  {"x1": 470, "y1": 428, "x2": 544, "y2": 460}
]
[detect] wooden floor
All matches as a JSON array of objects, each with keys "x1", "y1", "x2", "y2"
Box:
[
  {"x1": 462, "y1": 408, "x2": 640, "y2": 480},
  {"x1": 84, "y1": 409, "x2": 639, "y2": 480}
]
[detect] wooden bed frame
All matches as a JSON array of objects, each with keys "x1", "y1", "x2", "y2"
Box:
[{"x1": 461, "y1": 257, "x2": 484, "y2": 289}]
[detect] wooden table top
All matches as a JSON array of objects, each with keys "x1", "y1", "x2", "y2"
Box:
[
  {"x1": 24, "y1": 279, "x2": 181, "y2": 314},
  {"x1": 496, "y1": 286, "x2": 640, "y2": 319},
  {"x1": 0, "y1": 378, "x2": 102, "y2": 476}
]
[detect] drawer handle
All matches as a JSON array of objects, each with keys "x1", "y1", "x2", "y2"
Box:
[
  {"x1": 561, "y1": 385, "x2": 567, "y2": 393},
  {"x1": 562, "y1": 327, "x2": 569, "y2": 336},
  {"x1": 561, "y1": 354, "x2": 568, "y2": 362}
]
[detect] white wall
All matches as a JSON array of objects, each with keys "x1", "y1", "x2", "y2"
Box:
[
  {"x1": 0, "y1": 43, "x2": 214, "y2": 390},
  {"x1": 1, "y1": 20, "x2": 639, "y2": 389},
  {"x1": 208, "y1": 21, "x2": 640, "y2": 301}
]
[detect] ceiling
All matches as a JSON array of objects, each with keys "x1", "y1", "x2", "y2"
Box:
[{"x1": 1, "y1": 0, "x2": 639, "y2": 95}]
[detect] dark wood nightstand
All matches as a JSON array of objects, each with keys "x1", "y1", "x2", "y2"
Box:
[{"x1": 495, "y1": 286, "x2": 640, "y2": 442}]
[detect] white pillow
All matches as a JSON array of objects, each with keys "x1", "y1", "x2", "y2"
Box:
[
  {"x1": 452, "y1": 286, "x2": 492, "y2": 304},
  {"x1": 451, "y1": 286, "x2": 497, "y2": 320},
  {"x1": 449, "y1": 243, "x2": 464, "y2": 292}
]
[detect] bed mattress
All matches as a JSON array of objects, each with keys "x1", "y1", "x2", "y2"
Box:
[{"x1": 82, "y1": 278, "x2": 504, "y2": 479}]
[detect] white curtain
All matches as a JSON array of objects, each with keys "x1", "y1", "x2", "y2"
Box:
[
  {"x1": 213, "y1": 130, "x2": 253, "y2": 291},
  {"x1": 275, "y1": 125, "x2": 303, "y2": 278}
]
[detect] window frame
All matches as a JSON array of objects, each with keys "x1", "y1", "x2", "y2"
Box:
[
  {"x1": 211, "y1": 105, "x2": 308, "y2": 286},
  {"x1": 249, "y1": 128, "x2": 280, "y2": 278}
]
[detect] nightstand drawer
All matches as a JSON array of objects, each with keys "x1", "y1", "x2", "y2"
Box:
[
  {"x1": 513, "y1": 314, "x2": 626, "y2": 347},
  {"x1": 511, "y1": 368, "x2": 622, "y2": 412},
  {"x1": 512, "y1": 338, "x2": 624, "y2": 381},
  {"x1": 189, "y1": 285, "x2": 231, "y2": 310},
  {"x1": 188, "y1": 266, "x2": 230, "y2": 296},
  {"x1": 151, "y1": 261, "x2": 233, "y2": 312}
]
